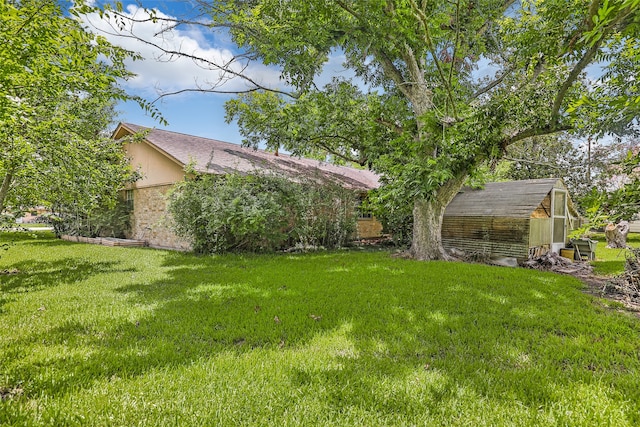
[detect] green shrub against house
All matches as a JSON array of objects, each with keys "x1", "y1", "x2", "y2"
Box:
[{"x1": 169, "y1": 173, "x2": 358, "y2": 253}]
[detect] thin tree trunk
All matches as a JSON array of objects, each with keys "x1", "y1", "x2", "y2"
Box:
[{"x1": 0, "y1": 172, "x2": 13, "y2": 214}]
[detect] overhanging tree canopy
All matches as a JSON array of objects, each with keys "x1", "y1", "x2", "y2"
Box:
[
  {"x1": 99, "y1": 0, "x2": 640, "y2": 259},
  {"x1": 0, "y1": 0, "x2": 158, "y2": 218}
]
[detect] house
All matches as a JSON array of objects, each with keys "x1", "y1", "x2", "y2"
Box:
[
  {"x1": 112, "y1": 123, "x2": 383, "y2": 250},
  {"x1": 442, "y1": 178, "x2": 580, "y2": 261},
  {"x1": 15, "y1": 206, "x2": 49, "y2": 224}
]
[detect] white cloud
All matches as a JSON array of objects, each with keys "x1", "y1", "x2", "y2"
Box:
[{"x1": 82, "y1": 4, "x2": 285, "y2": 97}]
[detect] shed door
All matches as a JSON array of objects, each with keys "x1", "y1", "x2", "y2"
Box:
[{"x1": 551, "y1": 189, "x2": 567, "y2": 253}]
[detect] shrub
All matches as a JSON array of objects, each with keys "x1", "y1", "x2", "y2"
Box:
[
  {"x1": 293, "y1": 179, "x2": 358, "y2": 249},
  {"x1": 47, "y1": 199, "x2": 131, "y2": 238},
  {"x1": 366, "y1": 188, "x2": 413, "y2": 247},
  {"x1": 168, "y1": 173, "x2": 358, "y2": 254}
]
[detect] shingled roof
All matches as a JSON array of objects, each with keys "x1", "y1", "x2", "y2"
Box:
[
  {"x1": 116, "y1": 123, "x2": 380, "y2": 191},
  {"x1": 444, "y1": 178, "x2": 577, "y2": 218}
]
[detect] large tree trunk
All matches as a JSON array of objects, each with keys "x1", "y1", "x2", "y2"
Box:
[
  {"x1": 411, "y1": 198, "x2": 450, "y2": 260},
  {"x1": 410, "y1": 175, "x2": 466, "y2": 260},
  {"x1": 396, "y1": 51, "x2": 464, "y2": 261}
]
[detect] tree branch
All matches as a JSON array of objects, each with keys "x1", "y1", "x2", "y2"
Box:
[
  {"x1": 472, "y1": 66, "x2": 515, "y2": 98},
  {"x1": 502, "y1": 156, "x2": 564, "y2": 169},
  {"x1": 305, "y1": 135, "x2": 367, "y2": 166},
  {"x1": 13, "y1": 0, "x2": 51, "y2": 36},
  {"x1": 586, "y1": 0, "x2": 601, "y2": 30},
  {"x1": 550, "y1": 41, "x2": 601, "y2": 122},
  {"x1": 375, "y1": 49, "x2": 416, "y2": 101},
  {"x1": 477, "y1": 0, "x2": 517, "y2": 34},
  {"x1": 150, "y1": 87, "x2": 271, "y2": 104},
  {"x1": 503, "y1": 124, "x2": 572, "y2": 148},
  {"x1": 85, "y1": 16, "x2": 297, "y2": 102},
  {"x1": 408, "y1": 0, "x2": 458, "y2": 117},
  {"x1": 447, "y1": 0, "x2": 461, "y2": 92},
  {"x1": 551, "y1": 1, "x2": 634, "y2": 122},
  {"x1": 375, "y1": 118, "x2": 404, "y2": 135},
  {"x1": 333, "y1": 0, "x2": 414, "y2": 100},
  {"x1": 105, "y1": 10, "x2": 212, "y2": 32}
]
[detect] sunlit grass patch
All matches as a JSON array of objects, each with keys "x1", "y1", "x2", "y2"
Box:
[
  {"x1": 1, "y1": 231, "x2": 639, "y2": 426},
  {"x1": 591, "y1": 232, "x2": 640, "y2": 276}
]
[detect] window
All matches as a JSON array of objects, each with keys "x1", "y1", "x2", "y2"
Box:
[
  {"x1": 551, "y1": 189, "x2": 567, "y2": 244},
  {"x1": 358, "y1": 210, "x2": 373, "y2": 219},
  {"x1": 125, "y1": 189, "x2": 134, "y2": 211},
  {"x1": 357, "y1": 195, "x2": 372, "y2": 219},
  {"x1": 553, "y1": 191, "x2": 566, "y2": 216}
]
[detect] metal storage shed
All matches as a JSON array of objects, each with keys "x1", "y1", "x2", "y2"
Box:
[{"x1": 442, "y1": 178, "x2": 580, "y2": 261}]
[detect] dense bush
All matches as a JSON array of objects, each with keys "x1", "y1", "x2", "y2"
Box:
[
  {"x1": 47, "y1": 199, "x2": 131, "y2": 238},
  {"x1": 168, "y1": 173, "x2": 358, "y2": 254},
  {"x1": 376, "y1": 207, "x2": 413, "y2": 247},
  {"x1": 367, "y1": 188, "x2": 413, "y2": 247}
]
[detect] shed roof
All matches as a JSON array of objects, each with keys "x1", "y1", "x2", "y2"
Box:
[
  {"x1": 444, "y1": 178, "x2": 574, "y2": 218},
  {"x1": 115, "y1": 123, "x2": 380, "y2": 191}
]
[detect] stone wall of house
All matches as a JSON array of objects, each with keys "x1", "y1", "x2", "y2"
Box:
[
  {"x1": 128, "y1": 185, "x2": 191, "y2": 250},
  {"x1": 356, "y1": 217, "x2": 384, "y2": 239}
]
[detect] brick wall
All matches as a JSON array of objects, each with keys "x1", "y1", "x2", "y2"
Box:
[
  {"x1": 128, "y1": 185, "x2": 191, "y2": 250},
  {"x1": 356, "y1": 217, "x2": 384, "y2": 239}
]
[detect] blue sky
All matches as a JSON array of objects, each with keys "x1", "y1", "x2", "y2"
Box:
[
  {"x1": 82, "y1": 1, "x2": 256, "y2": 142},
  {"x1": 83, "y1": 1, "x2": 359, "y2": 143},
  {"x1": 117, "y1": 92, "x2": 243, "y2": 142}
]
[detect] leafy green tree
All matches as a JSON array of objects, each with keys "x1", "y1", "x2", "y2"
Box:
[
  {"x1": 102, "y1": 0, "x2": 640, "y2": 259},
  {"x1": 501, "y1": 136, "x2": 582, "y2": 183},
  {"x1": 580, "y1": 148, "x2": 640, "y2": 225},
  {"x1": 0, "y1": 0, "x2": 156, "y2": 219},
  {"x1": 225, "y1": 0, "x2": 640, "y2": 259},
  {"x1": 499, "y1": 135, "x2": 636, "y2": 204}
]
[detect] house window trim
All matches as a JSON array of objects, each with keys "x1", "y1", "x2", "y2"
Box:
[
  {"x1": 357, "y1": 194, "x2": 373, "y2": 219},
  {"x1": 125, "y1": 189, "x2": 134, "y2": 211}
]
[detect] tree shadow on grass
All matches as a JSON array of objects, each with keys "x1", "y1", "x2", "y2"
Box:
[
  {"x1": 0, "y1": 257, "x2": 137, "y2": 317},
  {"x1": 1, "y1": 231, "x2": 59, "y2": 245},
  {"x1": 5, "y1": 232, "x2": 128, "y2": 258},
  {"x1": 4, "y1": 251, "x2": 640, "y2": 424},
  {"x1": 0, "y1": 258, "x2": 135, "y2": 294},
  {"x1": 328, "y1": 270, "x2": 640, "y2": 422}
]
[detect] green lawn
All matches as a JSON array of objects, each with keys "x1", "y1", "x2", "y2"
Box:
[
  {"x1": 1, "y1": 232, "x2": 639, "y2": 426},
  {"x1": 590, "y1": 233, "x2": 640, "y2": 276}
]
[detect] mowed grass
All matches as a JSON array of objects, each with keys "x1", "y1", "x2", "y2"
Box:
[
  {"x1": 590, "y1": 233, "x2": 640, "y2": 276},
  {"x1": 1, "y1": 232, "x2": 639, "y2": 426}
]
